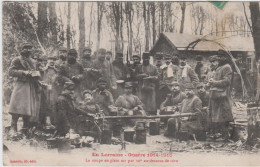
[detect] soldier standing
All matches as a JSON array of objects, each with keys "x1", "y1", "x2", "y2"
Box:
[
  {"x1": 136, "y1": 52, "x2": 158, "y2": 115},
  {"x1": 208, "y1": 53, "x2": 233, "y2": 140},
  {"x1": 8, "y1": 43, "x2": 42, "y2": 135},
  {"x1": 176, "y1": 55, "x2": 199, "y2": 91},
  {"x1": 59, "y1": 49, "x2": 84, "y2": 100},
  {"x1": 92, "y1": 48, "x2": 117, "y2": 90}
]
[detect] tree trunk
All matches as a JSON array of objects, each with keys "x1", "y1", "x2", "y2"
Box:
[
  {"x1": 48, "y1": 2, "x2": 58, "y2": 44},
  {"x1": 37, "y1": 2, "x2": 48, "y2": 46},
  {"x1": 180, "y1": 2, "x2": 186, "y2": 34},
  {"x1": 78, "y1": 2, "x2": 85, "y2": 59},
  {"x1": 151, "y1": 2, "x2": 156, "y2": 45},
  {"x1": 249, "y1": 2, "x2": 260, "y2": 61},
  {"x1": 160, "y1": 2, "x2": 164, "y2": 32},
  {"x1": 143, "y1": 2, "x2": 150, "y2": 52},
  {"x1": 67, "y1": 2, "x2": 71, "y2": 49},
  {"x1": 125, "y1": 2, "x2": 133, "y2": 58},
  {"x1": 97, "y1": 2, "x2": 103, "y2": 50}
]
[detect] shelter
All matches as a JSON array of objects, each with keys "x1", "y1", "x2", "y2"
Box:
[{"x1": 150, "y1": 32, "x2": 257, "y2": 95}]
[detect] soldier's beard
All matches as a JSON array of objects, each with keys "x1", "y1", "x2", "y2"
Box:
[
  {"x1": 68, "y1": 58, "x2": 76, "y2": 64},
  {"x1": 83, "y1": 54, "x2": 91, "y2": 59}
]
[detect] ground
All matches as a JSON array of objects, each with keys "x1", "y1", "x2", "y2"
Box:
[{"x1": 2, "y1": 101, "x2": 260, "y2": 166}]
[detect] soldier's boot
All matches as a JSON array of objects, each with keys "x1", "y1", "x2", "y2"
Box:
[
  {"x1": 21, "y1": 116, "x2": 30, "y2": 135},
  {"x1": 45, "y1": 116, "x2": 55, "y2": 129},
  {"x1": 9, "y1": 115, "x2": 19, "y2": 138}
]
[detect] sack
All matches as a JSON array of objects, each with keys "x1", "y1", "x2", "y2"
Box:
[{"x1": 211, "y1": 90, "x2": 227, "y2": 99}]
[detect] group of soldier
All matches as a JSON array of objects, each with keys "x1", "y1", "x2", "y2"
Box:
[{"x1": 8, "y1": 42, "x2": 234, "y2": 142}]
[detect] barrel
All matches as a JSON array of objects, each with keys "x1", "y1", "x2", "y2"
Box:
[
  {"x1": 57, "y1": 138, "x2": 71, "y2": 153},
  {"x1": 134, "y1": 130, "x2": 146, "y2": 144},
  {"x1": 101, "y1": 130, "x2": 112, "y2": 144},
  {"x1": 149, "y1": 121, "x2": 160, "y2": 135},
  {"x1": 124, "y1": 129, "x2": 135, "y2": 142}
]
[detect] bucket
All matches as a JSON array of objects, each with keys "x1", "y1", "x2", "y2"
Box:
[
  {"x1": 101, "y1": 130, "x2": 112, "y2": 144},
  {"x1": 46, "y1": 138, "x2": 59, "y2": 149},
  {"x1": 112, "y1": 123, "x2": 122, "y2": 137},
  {"x1": 134, "y1": 130, "x2": 146, "y2": 144},
  {"x1": 57, "y1": 138, "x2": 71, "y2": 153},
  {"x1": 124, "y1": 129, "x2": 135, "y2": 142},
  {"x1": 135, "y1": 121, "x2": 146, "y2": 130},
  {"x1": 149, "y1": 121, "x2": 160, "y2": 135}
]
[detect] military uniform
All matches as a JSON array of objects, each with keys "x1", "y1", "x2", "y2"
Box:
[{"x1": 135, "y1": 53, "x2": 158, "y2": 115}]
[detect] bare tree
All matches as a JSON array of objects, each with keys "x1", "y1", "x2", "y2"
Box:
[
  {"x1": 150, "y1": 2, "x2": 157, "y2": 45},
  {"x1": 48, "y1": 2, "x2": 58, "y2": 44},
  {"x1": 67, "y1": 2, "x2": 71, "y2": 49},
  {"x1": 37, "y1": 2, "x2": 48, "y2": 46},
  {"x1": 249, "y1": 2, "x2": 260, "y2": 61},
  {"x1": 97, "y1": 2, "x2": 104, "y2": 50},
  {"x1": 179, "y1": 2, "x2": 186, "y2": 33},
  {"x1": 78, "y1": 2, "x2": 85, "y2": 58},
  {"x1": 125, "y1": 2, "x2": 134, "y2": 57},
  {"x1": 143, "y1": 2, "x2": 150, "y2": 51}
]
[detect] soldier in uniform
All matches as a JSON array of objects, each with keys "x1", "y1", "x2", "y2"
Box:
[
  {"x1": 42, "y1": 56, "x2": 59, "y2": 126},
  {"x1": 56, "y1": 47, "x2": 67, "y2": 67},
  {"x1": 112, "y1": 52, "x2": 128, "y2": 98},
  {"x1": 59, "y1": 49, "x2": 84, "y2": 100},
  {"x1": 166, "y1": 85, "x2": 203, "y2": 137},
  {"x1": 92, "y1": 78, "x2": 114, "y2": 116},
  {"x1": 195, "y1": 55, "x2": 210, "y2": 82},
  {"x1": 160, "y1": 81, "x2": 186, "y2": 124},
  {"x1": 8, "y1": 43, "x2": 42, "y2": 135},
  {"x1": 176, "y1": 55, "x2": 199, "y2": 91},
  {"x1": 208, "y1": 52, "x2": 233, "y2": 140},
  {"x1": 136, "y1": 52, "x2": 158, "y2": 115},
  {"x1": 55, "y1": 82, "x2": 78, "y2": 136},
  {"x1": 158, "y1": 53, "x2": 179, "y2": 109},
  {"x1": 92, "y1": 48, "x2": 117, "y2": 90},
  {"x1": 81, "y1": 47, "x2": 98, "y2": 90},
  {"x1": 115, "y1": 82, "x2": 145, "y2": 126}
]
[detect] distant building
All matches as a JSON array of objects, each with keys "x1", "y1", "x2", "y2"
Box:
[{"x1": 150, "y1": 32, "x2": 257, "y2": 95}]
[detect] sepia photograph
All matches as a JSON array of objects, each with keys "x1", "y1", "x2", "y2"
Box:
[{"x1": 1, "y1": 1, "x2": 260, "y2": 166}]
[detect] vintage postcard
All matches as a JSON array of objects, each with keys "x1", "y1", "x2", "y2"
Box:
[{"x1": 2, "y1": 1, "x2": 260, "y2": 166}]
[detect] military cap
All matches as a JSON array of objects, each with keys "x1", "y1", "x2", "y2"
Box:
[
  {"x1": 124, "y1": 82, "x2": 133, "y2": 88},
  {"x1": 196, "y1": 55, "x2": 203, "y2": 61},
  {"x1": 64, "y1": 82, "x2": 75, "y2": 90},
  {"x1": 68, "y1": 49, "x2": 78, "y2": 56},
  {"x1": 142, "y1": 52, "x2": 150, "y2": 59},
  {"x1": 196, "y1": 82, "x2": 205, "y2": 88},
  {"x1": 209, "y1": 55, "x2": 218, "y2": 62},
  {"x1": 22, "y1": 43, "x2": 33, "y2": 49},
  {"x1": 59, "y1": 46, "x2": 67, "y2": 51},
  {"x1": 168, "y1": 81, "x2": 179, "y2": 86},
  {"x1": 97, "y1": 77, "x2": 107, "y2": 84},
  {"x1": 133, "y1": 54, "x2": 140, "y2": 58},
  {"x1": 83, "y1": 47, "x2": 92, "y2": 52},
  {"x1": 83, "y1": 89, "x2": 92, "y2": 96},
  {"x1": 97, "y1": 48, "x2": 106, "y2": 54}
]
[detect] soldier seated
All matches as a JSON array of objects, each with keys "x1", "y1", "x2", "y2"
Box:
[
  {"x1": 165, "y1": 85, "x2": 204, "y2": 139},
  {"x1": 115, "y1": 82, "x2": 145, "y2": 127},
  {"x1": 160, "y1": 82, "x2": 186, "y2": 124},
  {"x1": 77, "y1": 90, "x2": 103, "y2": 137}
]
